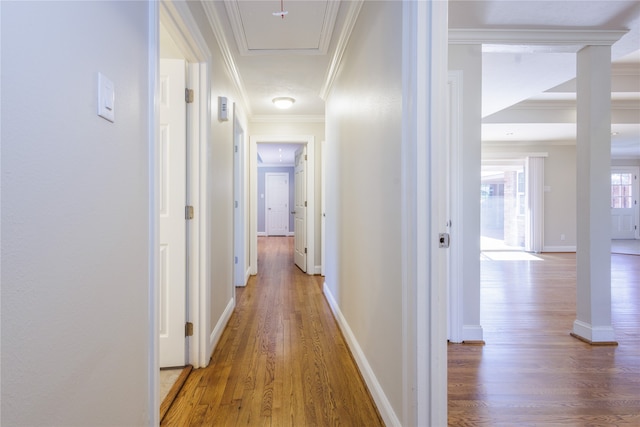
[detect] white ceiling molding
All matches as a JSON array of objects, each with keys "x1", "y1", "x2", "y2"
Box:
[
  {"x1": 224, "y1": 0, "x2": 340, "y2": 56},
  {"x1": 319, "y1": 0, "x2": 364, "y2": 100},
  {"x1": 251, "y1": 115, "x2": 325, "y2": 123},
  {"x1": 202, "y1": 1, "x2": 253, "y2": 117},
  {"x1": 449, "y1": 29, "x2": 628, "y2": 46}
]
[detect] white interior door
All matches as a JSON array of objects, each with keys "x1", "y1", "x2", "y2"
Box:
[
  {"x1": 294, "y1": 147, "x2": 307, "y2": 272},
  {"x1": 266, "y1": 173, "x2": 289, "y2": 236},
  {"x1": 611, "y1": 168, "x2": 639, "y2": 239},
  {"x1": 159, "y1": 58, "x2": 186, "y2": 368}
]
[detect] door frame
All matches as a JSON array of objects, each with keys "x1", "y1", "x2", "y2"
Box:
[
  {"x1": 611, "y1": 166, "x2": 640, "y2": 239},
  {"x1": 159, "y1": 0, "x2": 212, "y2": 370},
  {"x1": 250, "y1": 135, "x2": 315, "y2": 275},
  {"x1": 233, "y1": 106, "x2": 248, "y2": 287}
]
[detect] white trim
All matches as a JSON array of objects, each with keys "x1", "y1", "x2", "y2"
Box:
[
  {"x1": 323, "y1": 283, "x2": 401, "y2": 427},
  {"x1": 319, "y1": 0, "x2": 364, "y2": 100},
  {"x1": 462, "y1": 325, "x2": 485, "y2": 342},
  {"x1": 542, "y1": 245, "x2": 576, "y2": 252},
  {"x1": 429, "y1": 3, "x2": 450, "y2": 426},
  {"x1": 160, "y1": 0, "x2": 212, "y2": 370},
  {"x1": 147, "y1": 0, "x2": 160, "y2": 423},
  {"x1": 258, "y1": 163, "x2": 295, "y2": 168},
  {"x1": 484, "y1": 151, "x2": 549, "y2": 159},
  {"x1": 250, "y1": 135, "x2": 315, "y2": 276},
  {"x1": 233, "y1": 105, "x2": 247, "y2": 287},
  {"x1": 201, "y1": 1, "x2": 253, "y2": 116},
  {"x1": 209, "y1": 298, "x2": 235, "y2": 352},
  {"x1": 572, "y1": 320, "x2": 616, "y2": 343},
  {"x1": 251, "y1": 115, "x2": 325, "y2": 124},
  {"x1": 160, "y1": 0, "x2": 211, "y2": 62},
  {"x1": 257, "y1": 231, "x2": 267, "y2": 237},
  {"x1": 401, "y1": 1, "x2": 448, "y2": 425},
  {"x1": 447, "y1": 70, "x2": 463, "y2": 344},
  {"x1": 449, "y1": 28, "x2": 627, "y2": 46}
]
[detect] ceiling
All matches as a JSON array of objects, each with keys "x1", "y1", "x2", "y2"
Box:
[{"x1": 209, "y1": 0, "x2": 640, "y2": 159}]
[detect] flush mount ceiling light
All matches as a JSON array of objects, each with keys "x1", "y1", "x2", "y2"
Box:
[{"x1": 272, "y1": 97, "x2": 295, "y2": 109}]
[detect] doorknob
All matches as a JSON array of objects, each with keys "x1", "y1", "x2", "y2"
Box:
[{"x1": 291, "y1": 211, "x2": 296, "y2": 214}]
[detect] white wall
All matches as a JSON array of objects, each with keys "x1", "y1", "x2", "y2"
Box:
[
  {"x1": 1, "y1": 2, "x2": 153, "y2": 425},
  {"x1": 324, "y1": 1, "x2": 403, "y2": 421}
]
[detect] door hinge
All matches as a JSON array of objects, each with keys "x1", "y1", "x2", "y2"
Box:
[
  {"x1": 304, "y1": 201, "x2": 307, "y2": 207},
  {"x1": 304, "y1": 248, "x2": 307, "y2": 254},
  {"x1": 185, "y1": 322, "x2": 194, "y2": 337},
  {"x1": 305, "y1": 154, "x2": 308, "y2": 161},
  {"x1": 185, "y1": 88, "x2": 194, "y2": 104},
  {"x1": 185, "y1": 205, "x2": 194, "y2": 220},
  {"x1": 235, "y1": 145, "x2": 238, "y2": 153}
]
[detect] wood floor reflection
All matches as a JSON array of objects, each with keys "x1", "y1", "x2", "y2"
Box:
[
  {"x1": 449, "y1": 252, "x2": 640, "y2": 426},
  {"x1": 162, "y1": 237, "x2": 383, "y2": 426}
]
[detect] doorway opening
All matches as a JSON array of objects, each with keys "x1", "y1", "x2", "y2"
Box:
[
  {"x1": 250, "y1": 136, "x2": 316, "y2": 276},
  {"x1": 481, "y1": 163, "x2": 526, "y2": 252}
]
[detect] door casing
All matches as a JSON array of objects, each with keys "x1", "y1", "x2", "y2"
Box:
[{"x1": 250, "y1": 135, "x2": 315, "y2": 275}]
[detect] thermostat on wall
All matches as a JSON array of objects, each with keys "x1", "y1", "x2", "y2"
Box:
[{"x1": 218, "y1": 96, "x2": 228, "y2": 121}]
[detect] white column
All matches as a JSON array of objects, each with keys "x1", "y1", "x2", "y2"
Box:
[{"x1": 572, "y1": 45, "x2": 616, "y2": 344}]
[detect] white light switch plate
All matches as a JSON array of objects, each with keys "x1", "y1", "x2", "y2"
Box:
[{"x1": 98, "y1": 73, "x2": 115, "y2": 122}]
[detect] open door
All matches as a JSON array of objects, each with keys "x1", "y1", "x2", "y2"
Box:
[
  {"x1": 294, "y1": 146, "x2": 307, "y2": 272},
  {"x1": 159, "y1": 58, "x2": 187, "y2": 367}
]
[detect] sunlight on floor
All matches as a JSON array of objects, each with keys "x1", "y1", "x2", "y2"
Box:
[{"x1": 481, "y1": 251, "x2": 543, "y2": 261}]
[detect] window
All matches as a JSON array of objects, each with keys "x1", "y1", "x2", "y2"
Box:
[
  {"x1": 517, "y1": 171, "x2": 525, "y2": 216},
  {"x1": 611, "y1": 173, "x2": 633, "y2": 208}
]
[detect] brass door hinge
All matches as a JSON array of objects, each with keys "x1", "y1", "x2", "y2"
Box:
[
  {"x1": 185, "y1": 88, "x2": 194, "y2": 104},
  {"x1": 185, "y1": 322, "x2": 194, "y2": 337},
  {"x1": 185, "y1": 205, "x2": 194, "y2": 220}
]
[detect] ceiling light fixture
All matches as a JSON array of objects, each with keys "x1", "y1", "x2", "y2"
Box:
[
  {"x1": 272, "y1": 0, "x2": 288, "y2": 18},
  {"x1": 272, "y1": 97, "x2": 295, "y2": 109}
]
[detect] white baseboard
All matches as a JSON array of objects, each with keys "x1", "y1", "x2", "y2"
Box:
[
  {"x1": 322, "y1": 282, "x2": 401, "y2": 427},
  {"x1": 572, "y1": 319, "x2": 616, "y2": 343},
  {"x1": 208, "y1": 297, "x2": 235, "y2": 360},
  {"x1": 313, "y1": 265, "x2": 322, "y2": 275},
  {"x1": 257, "y1": 232, "x2": 295, "y2": 237},
  {"x1": 543, "y1": 245, "x2": 576, "y2": 253},
  {"x1": 462, "y1": 325, "x2": 484, "y2": 342}
]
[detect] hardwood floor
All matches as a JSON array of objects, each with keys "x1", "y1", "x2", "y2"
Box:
[
  {"x1": 449, "y1": 252, "x2": 640, "y2": 426},
  {"x1": 161, "y1": 237, "x2": 383, "y2": 426}
]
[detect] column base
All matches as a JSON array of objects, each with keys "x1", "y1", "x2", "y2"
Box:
[{"x1": 571, "y1": 320, "x2": 618, "y2": 345}]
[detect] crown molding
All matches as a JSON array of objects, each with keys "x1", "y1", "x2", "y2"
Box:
[
  {"x1": 319, "y1": 0, "x2": 364, "y2": 100},
  {"x1": 202, "y1": 1, "x2": 253, "y2": 117},
  {"x1": 449, "y1": 28, "x2": 628, "y2": 46},
  {"x1": 251, "y1": 115, "x2": 325, "y2": 124}
]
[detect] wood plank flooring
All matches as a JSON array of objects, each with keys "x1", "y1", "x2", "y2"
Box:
[
  {"x1": 449, "y1": 252, "x2": 640, "y2": 426},
  {"x1": 161, "y1": 237, "x2": 383, "y2": 426}
]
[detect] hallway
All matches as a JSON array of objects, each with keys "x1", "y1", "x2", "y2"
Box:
[{"x1": 161, "y1": 237, "x2": 383, "y2": 426}]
